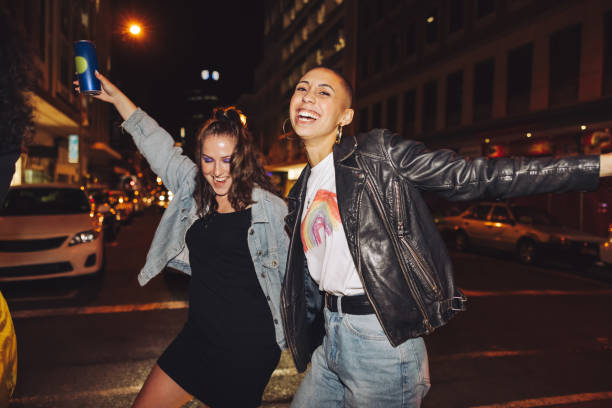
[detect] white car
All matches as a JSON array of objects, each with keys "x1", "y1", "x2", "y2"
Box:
[{"x1": 0, "y1": 184, "x2": 105, "y2": 281}]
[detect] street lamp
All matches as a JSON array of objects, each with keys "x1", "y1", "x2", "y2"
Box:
[{"x1": 128, "y1": 24, "x2": 142, "y2": 36}]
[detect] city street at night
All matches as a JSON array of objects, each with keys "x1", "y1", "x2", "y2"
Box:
[
  {"x1": 1, "y1": 209, "x2": 611, "y2": 408},
  {"x1": 2, "y1": 1, "x2": 612, "y2": 407}
]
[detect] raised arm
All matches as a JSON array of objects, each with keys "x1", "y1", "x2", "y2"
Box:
[{"x1": 76, "y1": 72, "x2": 197, "y2": 194}]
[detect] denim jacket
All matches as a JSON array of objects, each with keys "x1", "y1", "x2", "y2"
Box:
[{"x1": 122, "y1": 109, "x2": 289, "y2": 348}]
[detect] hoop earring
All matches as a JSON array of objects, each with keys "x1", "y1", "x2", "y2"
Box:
[
  {"x1": 282, "y1": 118, "x2": 291, "y2": 135},
  {"x1": 336, "y1": 124, "x2": 343, "y2": 144},
  {"x1": 282, "y1": 117, "x2": 298, "y2": 141}
]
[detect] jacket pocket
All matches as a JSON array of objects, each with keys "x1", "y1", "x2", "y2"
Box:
[{"x1": 398, "y1": 236, "x2": 442, "y2": 302}]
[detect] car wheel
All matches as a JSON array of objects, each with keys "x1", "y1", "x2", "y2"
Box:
[
  {"x1": 517, "y1": 239, "x2": 536, "y2": 264},
  {"x1": 455, "y1": 231, "x2": 469, "y2": 251}
]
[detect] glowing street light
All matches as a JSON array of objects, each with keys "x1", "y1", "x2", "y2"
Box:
[{"x1": 128, "y1": 23, "x2": 142, "y2": 36}]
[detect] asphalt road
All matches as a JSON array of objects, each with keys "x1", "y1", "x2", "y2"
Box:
[{"x1": 2, "y1": 208, "x2": 611, "y2": 408}]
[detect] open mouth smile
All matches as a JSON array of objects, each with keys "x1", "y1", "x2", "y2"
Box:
[{"x1": 296, "y1": 109, "x2": 320, "y2": 123}]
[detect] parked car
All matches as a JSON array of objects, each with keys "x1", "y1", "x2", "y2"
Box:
[
  {"x1": 600, "y1": 223, "x2": 612, "y2": 266},
  {"x1": 436, "y1": 202, "x2": 605, "y2": 265},
  {"x1": 87, "y1": 188, "x2": 121, "y2": 241},
  {"x1": 0, "y1": 184, "x2": 105, "y2": 282}
]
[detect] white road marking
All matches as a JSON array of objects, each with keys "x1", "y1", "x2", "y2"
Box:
[
  {"x1": 11, "y1": 300, "x2": 188, "y2": 319},
  {"x1": 9, "y1": 368, "x2": 298, "y2": 404},
  {"x1": 470, "y1": 391, "x2": 612, "y2": 407}
]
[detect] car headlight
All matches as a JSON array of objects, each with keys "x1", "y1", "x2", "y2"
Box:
[{"x1": 69, "y1": 229, "x2": 99, "y2": 246}]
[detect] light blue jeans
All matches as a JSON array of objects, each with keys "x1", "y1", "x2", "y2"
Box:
[{"x1": 291, "y1": 307, "x2": 430, "y2": 408}]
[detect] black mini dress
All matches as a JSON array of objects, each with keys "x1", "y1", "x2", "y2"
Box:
[{"x1": 158, "y1": 209, "x2": 280, "y2": 408}]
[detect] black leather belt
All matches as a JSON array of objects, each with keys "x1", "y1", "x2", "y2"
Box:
[{"x1": 324, "y1": 293, "x2": 375, "y2": 315}]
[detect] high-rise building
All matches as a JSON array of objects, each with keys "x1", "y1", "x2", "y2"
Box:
[{"x1": 3, "y1": 0, "x2": 117, "y2": 186}]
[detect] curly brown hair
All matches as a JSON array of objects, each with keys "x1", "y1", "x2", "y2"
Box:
[{"x1": 193, "y1": 106, "x2": 278, "y2": 218}]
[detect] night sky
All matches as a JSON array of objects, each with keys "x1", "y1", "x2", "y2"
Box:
[{"x1": 110, "y1": 0, "x2": 264, "y2": 134}]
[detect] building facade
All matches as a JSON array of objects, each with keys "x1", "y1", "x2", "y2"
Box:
[
  {"x1": 246, "y1": 0, "x2": 611, "y2": 235},
  {"x1": 3, "y1": 0, "x2": 117, "y2": 187}
]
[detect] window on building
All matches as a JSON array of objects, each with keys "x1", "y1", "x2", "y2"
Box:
[
  {"x1": 374, "y1": 46, "x2": 382, "y2": 73},
  {"x1": 605, "y1": 11, "x2": 612, "y2": 96},
  {"x1": 387, "y1": 96, "x2": 398, "y2": 132},
  {"x1": 372, "y1": 102, "x2": 382, "y2": 128},
  {"x1": 59, "y1": 42, "x2": 73, "y2": 91},
  {"x1": 423, "y1": 80, "x2": 438, "y2": 132},
  {"x1": 425, "y1": 8, "x2": 439, "y2": 44},
  {"x1": 449, "y1": 0, "x2": 464, "y2": 33},
  {"x1": 24, "y1": 0, "x2": 46, "y2": 60},
  {"x1": 376, "y1": 1, "x2": 384, "y2": 21},
  {"x1": 359, "y1": 107, "x2": 369, "y2": 132},
  {"x1": 506, "y1": 42, "x2": 533, "y2": 115},
  {"x1": 360, "y1": 54, "x2": 369, "y2": 80},
  {"x1": 403, "y1": 90, "x2": 416, "y2": 138},
  {"x1": 473, "y1": 57, "x2": 495, "y2": 121},
  {"x1": 446, "y1": 70, "x2": 463, "y2": 127},
  {"x1": 360, "y1": 3, "x2": 370, "y2": 30},
  {"x1": 476, "y1": 0, "x2": 496, "y2": 19},
  {"x1": 389, "y1": 33, "x2": 399, "y2": 66},
  {"x1": 405, "y1": 23, "x2": 416, "y2": 57},
  {"x1": 549, "y1": 24, "x2": 582, "y2": 106},
  {"x1": 60, "y1": 0, "x2": 70, "y2": 36}
]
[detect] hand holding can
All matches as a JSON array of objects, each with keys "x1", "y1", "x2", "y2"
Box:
[{"x1": 74, "y1": 40, "x2": 101, "y2": 95}]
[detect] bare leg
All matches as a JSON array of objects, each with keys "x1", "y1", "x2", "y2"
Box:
[{"x1": 132, "y1": 364, "x2": 207, "y2": 408}]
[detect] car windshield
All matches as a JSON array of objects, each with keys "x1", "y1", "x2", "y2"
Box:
[
  {"x1": 0, "y1": 187, "x2": 91, "y2": 216},
  {"x1": 511, "y1": 206, "x2": 557, "y2": 225}
]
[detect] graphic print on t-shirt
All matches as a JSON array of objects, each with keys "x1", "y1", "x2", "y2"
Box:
[{"x1": 301, "y1": 189, "x2": 341, "y2": 253}]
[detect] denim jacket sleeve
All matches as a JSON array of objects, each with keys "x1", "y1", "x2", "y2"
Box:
[
  {"x1": 121, "y1": 108, "x2": 198, "y2": 194},
  {"x1": 383, "y1": 130, "x2": 600, "y2": 201}
]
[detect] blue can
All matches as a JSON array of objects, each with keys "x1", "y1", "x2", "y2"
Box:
[{"x1": 74, "y1": 40, "x2": 101, "y2": 95}]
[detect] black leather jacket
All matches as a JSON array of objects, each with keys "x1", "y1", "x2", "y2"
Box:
[{"x1": 280, "y1": 129, "x2": 600, "y2": 372}]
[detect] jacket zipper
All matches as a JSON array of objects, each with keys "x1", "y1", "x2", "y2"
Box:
[
  {"x1": 350, "y1": 183, "x2": 396, "y2": 344},
  {"x1": 360, "y1": 161, "x2": 434, "y2": 333},
  {"x1": 393, "y1": 181, "x2": 441, "y2": 298}
]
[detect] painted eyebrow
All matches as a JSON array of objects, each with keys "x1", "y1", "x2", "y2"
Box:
[
  {"x1": 296, "y1": 80, "x2": 335, "y2": 92},
  {"x1": 201, "y1": 154, "x2": 233, "y2": 159}
]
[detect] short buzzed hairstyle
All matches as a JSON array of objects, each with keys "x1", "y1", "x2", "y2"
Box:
[{"x1": 313, "y1": 66, "x2": 353, "y2": 108}]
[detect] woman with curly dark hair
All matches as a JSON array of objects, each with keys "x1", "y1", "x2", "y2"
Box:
[
  {"x1": 0, "y1": 9, "x2": 33, "y2": 205},
  {"x1": 76, "y1": 71, "x2": 289, "y2": 408}
]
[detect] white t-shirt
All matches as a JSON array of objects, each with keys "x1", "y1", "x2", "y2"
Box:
[{"x1": 300, "y1": 153, "x2": 364, "y2": 296}]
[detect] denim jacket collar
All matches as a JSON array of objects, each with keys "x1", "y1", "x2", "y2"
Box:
[{"x1": 250, "y1": 187, "x2": 270, "y2": 224}]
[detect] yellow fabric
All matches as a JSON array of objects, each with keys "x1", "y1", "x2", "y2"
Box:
[{"x1": 0, "y1": 290, "x2": 17, "y2": 406}]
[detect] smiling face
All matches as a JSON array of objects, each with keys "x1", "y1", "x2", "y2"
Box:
[
  {"x1": 200, "y1": 133, "x2": 237, "y2": 197},
  {"x1": 289, "y1": 67, "x2": 354, "y2": 146}
]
